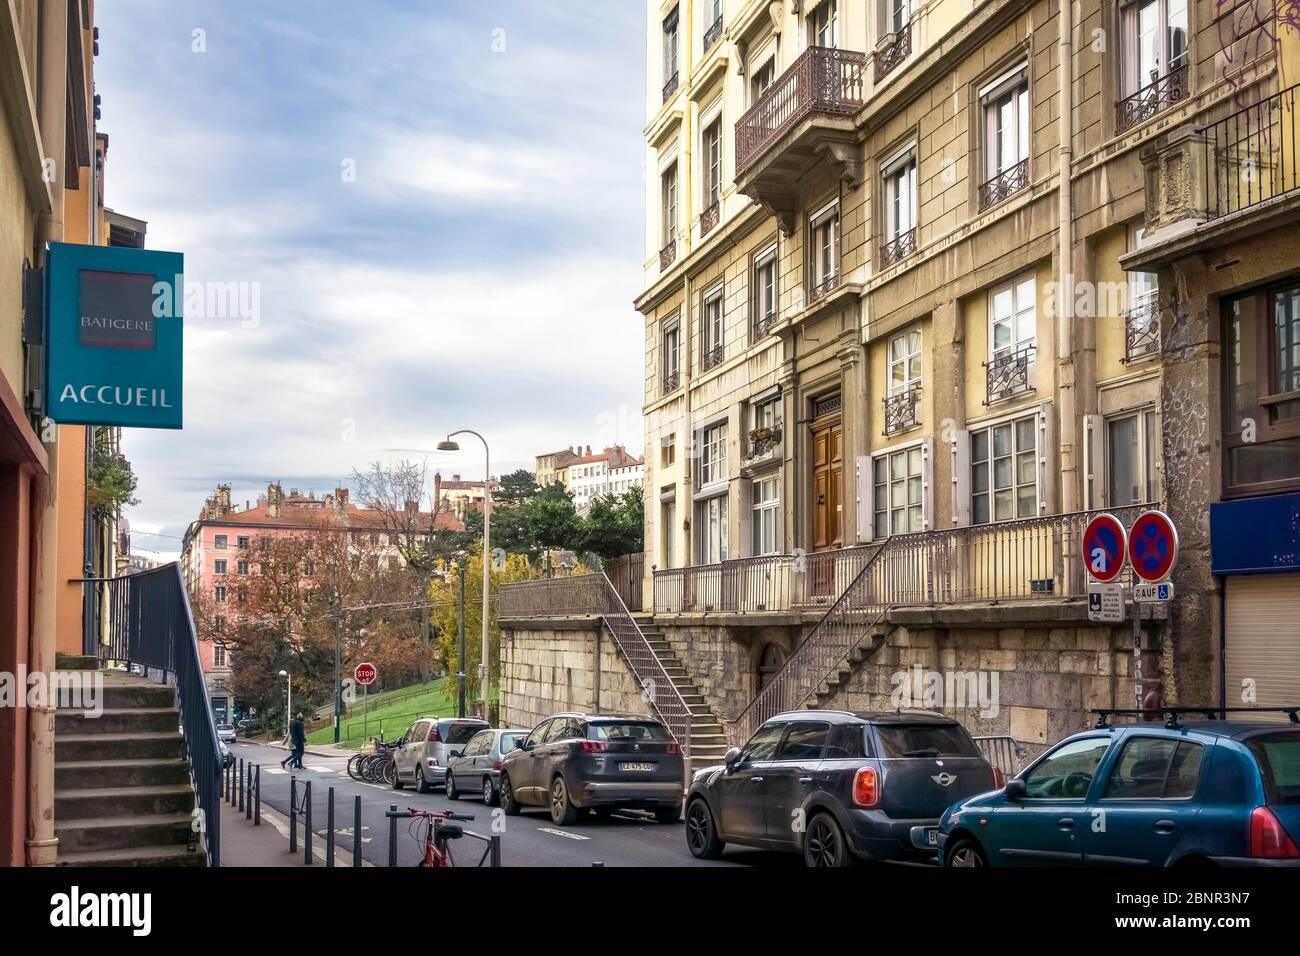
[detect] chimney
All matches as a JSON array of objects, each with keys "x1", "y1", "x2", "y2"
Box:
[
  {"x1": 266, "y1": 482, "x2": 283, "y2": 519},
  {"x1": 334, "y1": 487, "x2": 349, "y2": 513},
  {"x1": 404, "y1": 499, "x2": 418, "y2": 514},
  {"x1": 452, "y1": 473, "x2": 461, "y2": 482},
  {"x1": 586, "y1": 445, "x2": 592, "y2": 457},
  {"x1": 433, "y1": 472, "x2": 443, "y2": 511},
  {"x1": 215, "y1": 483, "x2": 232, "y2": 516}
]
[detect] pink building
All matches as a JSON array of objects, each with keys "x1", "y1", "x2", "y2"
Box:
[{"x1": 181, "y1": 482, "x2": 463, "y2": 721}]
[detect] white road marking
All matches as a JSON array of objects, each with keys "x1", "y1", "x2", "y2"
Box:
[
  {"x1": 537, "y1": 827, "x2": 591, "y2": 841},
  {"x1": 305, "y1": 765, "x2": 336, "y2": 773}
]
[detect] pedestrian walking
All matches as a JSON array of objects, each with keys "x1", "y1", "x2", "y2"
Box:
[{"x1": 282, "y1": 712, "x2": 306, "y2": 769}]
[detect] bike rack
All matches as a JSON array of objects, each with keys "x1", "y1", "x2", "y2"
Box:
[{"x1": 384, "y1": 805, "x2": 502, "y2": 867}]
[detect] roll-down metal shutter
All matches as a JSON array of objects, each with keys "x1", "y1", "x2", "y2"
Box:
[{"x1": 1225, "y1": 574, "x2": 1300, "y2": 720}]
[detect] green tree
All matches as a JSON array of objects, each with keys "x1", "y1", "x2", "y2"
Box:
[
  {"x1": 579, "y1": 487, "x2": 644, "y2": 562},
  {"x1": 495, "y1": 469, "x2": 539, "y2": 507},
  {"x1": 525, "y1": 482, "x2": 582, "y2": 552}
]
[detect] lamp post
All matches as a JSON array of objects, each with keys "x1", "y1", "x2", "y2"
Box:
[
  {"x1": 279, "y1": 669, "x2": 291, "y2": 740},
  {"x1": 438, "y1": 430, "x2": 491, "y2": 715},
  {"x1": 456, "y1": 559, "x2": 467, "y2": 718}
]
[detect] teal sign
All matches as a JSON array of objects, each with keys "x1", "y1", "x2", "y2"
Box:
[{"x1": 46, "y1": 242, "x2": 183, "y2": 429}]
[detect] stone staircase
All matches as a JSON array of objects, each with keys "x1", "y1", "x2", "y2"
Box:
[
  {"x1": 634, "y1": 618, "x2": 732, "y2": 771},
  {"x1": 54, "y1": 671, "x2": 204, "y2": 867},
  {"x1": 809, "y1": 624, "x2": 894, "y2": 709}
]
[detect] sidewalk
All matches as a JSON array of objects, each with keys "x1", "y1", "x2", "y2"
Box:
[
  {"x1": 220, "y1": 797, "x2": 368, "y2": 867},
  {"x1": 258, "y1": 737, "x2": 359, "y2": 759}
]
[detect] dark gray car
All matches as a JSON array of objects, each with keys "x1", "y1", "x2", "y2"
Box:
[
  {"x1": 445, "y1": 727, "x2": 530, "y2": 805},
  {"x1": 683, "y1": 710, "x2": 998, "y2": 866},
  {"x1": 499, "y1": 712, "x2": 685, "y2": 825}
]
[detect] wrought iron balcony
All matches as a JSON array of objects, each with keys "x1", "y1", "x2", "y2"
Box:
[
  {"x1": 811, "y1": 272, "x2": 840, "y2": 300},
  {"x1": 662, "y1": 72, "x2": 679, "y2": 104},
  {"x1": 873, "y1": 22, "x2": 911, "y2": 83},
  {"x1": 700, "y1": 200, "x2": 720, "y2": 236},
  {"x1": 662, "y1": 369, "x2": 680, "y2": 394},
  {"x1": 703, "y1": 16, "x2": 723, "y2": 53},
  {"x1": 1122, "y1": 293, "x2": 1160, "y2": 363},
  {"x1": 880, "y1": 227, "x2": 916, "y2": 268},
  {"x1": 702, "y1": 342, "x2": 724, "y2": 372},
  {"x1": 744, "y1": 424, "x2": 783, "y2": 462},
  {"x1": 1116, "y1": 63, "x2": 1188, "y2": 135},
  {"x1": 754, "y1": 311, "x2": 778, "y2": 339},
  {"x1": 979, "y1": 158, "x2": 1029, "y2": 210},
  {"x1": 735, "y1": 46, "x2": 867, "y2": 178},
  {"x1": 882, "y1": 386, "x2": 921, "y2": 436},
  {"x1": 659, "y1": 238, "x2": 677, "y2": 271},
  {"x1": 984, "y1": 345, "x2": 1035, "y2": 405},
  {"x1": 1203, "y1": 81, "x2": 1300, "y2": 219}
]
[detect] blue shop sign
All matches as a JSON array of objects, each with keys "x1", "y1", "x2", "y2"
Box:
[
  {"x1": 1210, "y1": 492, "x2": 1300, "y2": 575},
  {"x1": 46, "y1": 242, "x2": 183, "y2": 429}
]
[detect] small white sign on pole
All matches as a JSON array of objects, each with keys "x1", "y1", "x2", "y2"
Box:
[
  {"x1": 1087, "y1": 583, "x2": 1125, "y2": 623},
  {"x1": 1133, "y1": 581, "x2": 1174, "y2": 603}
]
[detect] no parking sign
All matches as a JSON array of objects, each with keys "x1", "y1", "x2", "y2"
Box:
[
  {"x1": 1127, "y1": 510, "x2": 1179, "y2": 582},
  {"x1": 1082, "y1": 513, "x2": 1128, "y2": 582}
]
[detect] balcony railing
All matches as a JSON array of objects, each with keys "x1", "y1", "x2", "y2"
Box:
[
  {"x1": 703, "y1": 16, "x2": 723, "y2": 53},
  {"x1": 882, "y1": 385, "x2": 921, "y2": 436},
  {"x1": 744, "y1": 424, "x2": 783, "y2": 461},
  {"x1": 880, "y1": 226, "x2": 916, "y2": 268},
  {"x1": 659, "y1": 238, "x2": 677, "y2": 271},
  {"x1": 979, "y1": 158, "x2": 1029, "y2": 210},
  {"x1": 662, "y1": 369, "x2": 680, "y2": 393},
  {"x1": 984, "y1": 344, "x2": 1035, "y2": 405},
  {"x1": 811, "y1": 271, "x2": 840, "y2": 300},
  {"x1": 700, "y1": 200, "x2": 720, "y2": 236},
  {"x1": 701, "y1": 342, "x2": 724, "y2": 371},
  {"x1": 873, "y1": 23, "x2": 911, "y2": 83},
  {"x1": 1202, "y1": 82, "x2": 1300, "y2": 219},
  {"x1": 1122, "y1": 291, "x2": 1160, "y2": 363},
  {"x1": 754, "y1": 311, "x2": 778, "y2": 339},
  {"x1": 662, "y1": 71, "x2": 679, "y2": 103},
  {"x1": 1116, "y1": 63, "x2": 1189, "y2": 135},
  {"x1": 735, "y1": 46, "x2": 867, "y2": 177}
]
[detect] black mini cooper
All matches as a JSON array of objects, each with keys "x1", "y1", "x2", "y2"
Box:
[{"x1": 684, "y1": 710, "x2": 999, "y2": 866}]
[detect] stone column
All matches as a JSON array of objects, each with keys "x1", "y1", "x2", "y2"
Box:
[{"x1": 929, "y1": 298, "x2": 963, "y2": 526}]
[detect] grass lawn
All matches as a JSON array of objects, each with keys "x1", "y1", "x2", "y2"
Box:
[{"x1": 305, "y1": 677, "x2": 500, "y2": 748}]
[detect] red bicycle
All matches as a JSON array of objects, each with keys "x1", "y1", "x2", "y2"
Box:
[{"x1": 406, "y1": 808, "x2": 475, "y2": 867}]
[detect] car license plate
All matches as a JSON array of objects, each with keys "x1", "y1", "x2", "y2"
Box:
[
  {"x1": 620, "y1": 762, "x2": 654, "y2": 772},
  {"x1": 924, "y1": 828, "x2": 938, "y2": 847}
]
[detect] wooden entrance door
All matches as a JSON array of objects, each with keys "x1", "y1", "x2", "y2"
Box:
[{"x1": 810, "y1": 416, "x2": 843, "y2": 597}]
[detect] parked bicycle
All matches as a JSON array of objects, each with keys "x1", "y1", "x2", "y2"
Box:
[
  {"x1": 348, "y1": 737, "x2": 401, "y2": 785},
  {"x1": 404, "y1": 808, "x2": 475, "y2": 867}
]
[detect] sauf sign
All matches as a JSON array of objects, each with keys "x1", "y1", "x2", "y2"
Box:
[{"x1": 45, "y1": 242, "x2": 184, "y2": 429}]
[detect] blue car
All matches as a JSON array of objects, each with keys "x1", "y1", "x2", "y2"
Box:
[{"x1": 937, "y1": 709, "x2": 1300, "y2": 867}]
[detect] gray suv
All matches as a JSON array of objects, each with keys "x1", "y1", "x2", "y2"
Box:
[
  {"x1": 499, "y1": 712, "x2": 685, "y2": 825},
  {"x1": 683, "y1": 710, "x2": 997, "y2": 866},
  {"x1": 393, "y1": 716, "x2": 489, "y2": 793},
  {"x1": 445, "y1": 727, "x2": 530, "y2": 805}
]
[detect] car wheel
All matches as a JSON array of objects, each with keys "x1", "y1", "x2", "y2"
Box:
[
  {"x1": 685, "y1": 799, "x2": 724, "y2": 859},
  {"x1": 446, "y1": 772, "x2": 461, "y2": 800},
  {"x1": 414, "y1": 768, "x2": 431, "y2": 794},
  {"x1": 804, "y1": 813, "x2": 851, "y2": 867},
  {"x1": 944, "y1": 837, "x2": 988, "y2": 868},
  {"x1": 499, "y1": 773, "x2": 521, "y2": 816},
  {"x1": 549, "y1": 776, "x2": 579, "y2": 826},
  {"x1": 482, "y1": 777, "x2": 498, "y2": 807},
  {"x1": 391, "y1": 765, "x2": 405, "y2": 790},
  {"x1": 654, "y1": 804, "x2": 683, "y2": 824}
]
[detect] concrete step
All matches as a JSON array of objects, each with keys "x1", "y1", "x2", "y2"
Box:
[
  {"x1": 97, "y1": 683, "x2": 176, "y2": 710},
  {"x1": 56, "y1": 732, "x2": 185, "y2": 763},
  {"x1": 55, "y1": 812, "x2": 194, "y2": 853},
  {"x1": 57, "y1": 844, "x2": 206, "y2": 868},
  {"x1": 55, "y1": 784, "x2": 195, "y2": 821},
  {"x1": 55, "y1": 758, "x2": 190, "y2": 790},
  {"x1": 56, "y1": 708, "x2": 180, "y2": 735},
  {"x1": 53, "y1": 655, "x2": 100, "y2": 671}
]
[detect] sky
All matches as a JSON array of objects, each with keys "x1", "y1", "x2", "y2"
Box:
[{"x1": 94, "y1": 0, "x2": 648, "y2": 560}]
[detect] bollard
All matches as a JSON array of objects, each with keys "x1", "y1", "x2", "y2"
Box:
[
  {"x1": 353, "y1": 795, "x2": 362, "y2": 867},
  {"x1": 289, "y1": 776, "x2": 297, "y2": 854},
  {"x1": 490, "y1": 834, "x2": 502, "y2": 867},
  {"x1": 326, "y1": 786, "x2": 335, "y2": 867},
  {"x1": 304, "y1": 780, "x2": 313, "y2": 865},
  {"x1": 254, "y1": 765, "x2": 261, "y2": 825},
  {"x1": 245, "y1": 763, "x2": 253, "y2": 820},
  {"x1": 238, "y1": 759, "x2": 245, "y2": 813},
  {"x1": 592, "y1": 861, "x2": 604, "y2": 867},
  {"x1": 224, "y1": 760, "x2": 230, "y2": 802},
  {"x1": 387, "y1": 804, "x2": 398, "y2": 867}
]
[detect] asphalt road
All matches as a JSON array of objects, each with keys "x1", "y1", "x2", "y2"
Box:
[{"x1": 230, "y1": 740, "x2": 800, "y2": 868}]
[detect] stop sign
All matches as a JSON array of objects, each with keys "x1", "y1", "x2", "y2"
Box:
[{"x1": 354, "y1": 662, "x2": 377, "y2": 686}]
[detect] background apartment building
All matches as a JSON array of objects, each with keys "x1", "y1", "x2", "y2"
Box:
[
  {"x1": 632, "y1": 0, "x2": 1300, "y2": 744},
  {"x1": 566, "y1": 444, "x2": 646, "y2": 512},
  {"x1": 181, "y1": 482, "x2": 464, "y2": 719}
]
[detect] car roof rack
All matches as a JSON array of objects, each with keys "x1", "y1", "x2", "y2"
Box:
[{"x1": 1091, "y1": 707, "x2": 1300, "y2": 730}]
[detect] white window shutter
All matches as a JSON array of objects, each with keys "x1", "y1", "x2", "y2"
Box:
[
  {"x1": 922, "y1": 438, "x2": 934, "y2": 530},
  {"x1": 949, "y1": 430, "x2": 971, "y2": 526},
  {"x1": 1038, "y1": 407, "x2": 1056, "y2": 515},
  {"x1": 855, "y1": 455, "x2": 874, "y2": 542},
  {"x1": 1084, "y1": 414, "x2": 1105, "y2": 510}
]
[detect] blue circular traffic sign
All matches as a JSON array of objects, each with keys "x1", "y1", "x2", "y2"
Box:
[
  {"x1": 1128, "y1": 510, "x2": 1179, "y2": 581},
  {"x1": 1082, "y1": 513, "x2": 1127, "y2": 582}
]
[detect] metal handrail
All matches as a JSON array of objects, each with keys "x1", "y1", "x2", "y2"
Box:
[
  {"x1": 91, "y1": 564, "x2": 223, "y2": 866},
  {"x1": 1201, "y1": 81, "x2": 1300, "y2": 219}
]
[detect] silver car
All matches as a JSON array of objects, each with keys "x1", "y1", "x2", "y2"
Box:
[
  {"x1": 445, "y1": 728, "x2": 530, "y2": 805},
  {"x1": 393, "y1": 716, "x2": 489, "y2": 793},
  {"x1": 216, "y1": 722, "x2": 237, "y2": 744}
]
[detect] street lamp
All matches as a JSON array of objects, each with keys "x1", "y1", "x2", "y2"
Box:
[
  {"x1": 279, "y1": 669, "x2": 291, "y2": 740},
  {"x1": 438, "y1": 430, "x2": 491, "y2": 716}
]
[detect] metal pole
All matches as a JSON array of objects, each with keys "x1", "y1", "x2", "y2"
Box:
[
  {"x1": 387, "y1": 805, "x2": 398, "y2": 867},
  {"x1": 253, "y1": 765, "x2": 260, "y2": 824},
  {"x1": 363, "y1": 683, "x2": 369, "y2": 742},
  {"x1": 1133, "y1": 596, "x2": 1144, "y2": 711},
  {"x1": 353, "y1": 795, "x2": 361, "y2": 867},
  {"x1": 458, "y1": 563, "x2": 467, "y2": 718},
  {"x1": 289, "y1": 776, "x2": 297, "y2": 853},
  {"x1": 326, "y1": 787, "x2": 335, "y2": 867},
  {"x1": 245, "y1": 762, "x2": 252, "y2": 820},
  {"x1": 304, "y1": 780, "x2": 313, "y2": 865},
  {"x1": 490, "y1": 834, "x2": 501, "y2": 867},
  {"x1": 285, "y1": 674, "x2": 292, "y2": 740},
  {"x1": 334, "y1": 609, "x2": 342, "y2": 744},
  {"x1": 238, "y1": 759, "x2": 244, "y2": 812},
  {"x1": 481, "y1": 439, "x2": 491, "y2": 717}
]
